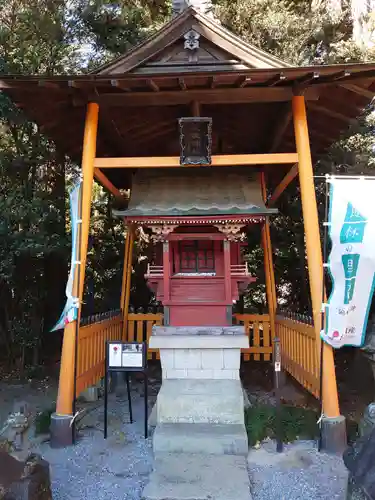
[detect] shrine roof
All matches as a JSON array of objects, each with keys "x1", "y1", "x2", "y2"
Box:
[
  {"x1": 1, "y1": 7, "x2": 375, "y2": 192},
  {"x1": 113, "y1": 168, "x2": 277, "y2": 218}
]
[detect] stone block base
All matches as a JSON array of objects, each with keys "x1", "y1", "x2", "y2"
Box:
[
  {"x1": 50, "y1": 413, "x2": 73, "y2": 448},
  {"x1": 157, "y1": 379, "x2": 245, "y2": 424},
  {"x1": 143, "y1": 453, "x2": 252, "y2": 500},
  {"x1": 321, "y1": 415, "x2": 347, "y2": 454},
  {"x1": 153, "y1": 423, "x2": 248, "y2": 456},
  {"x1": 143, "y1": 326, "x2": 251, "y2": 499}
]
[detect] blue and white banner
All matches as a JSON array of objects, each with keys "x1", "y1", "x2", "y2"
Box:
[
  {"x1": 322, "y1": 177, "x2": 375, "y2": 348},
  {"x1": 51, "y1": 179, "x2": 82, "y2": 331}
]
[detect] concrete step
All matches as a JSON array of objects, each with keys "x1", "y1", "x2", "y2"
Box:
[
  {"x1": 156, "y1": 379, "x2": 245, "y2": 425},
  {"x1": 153, "y1": 423, "x2": 248, "y2": 456},
  {"x1": 142, "y1": 452, "x2": 252, "y2": 500}
]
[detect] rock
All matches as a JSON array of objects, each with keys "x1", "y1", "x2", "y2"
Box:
[
  {"x1": 0, "y1": 451, "x2": 52, "y2": 500},
  {"x1": 0, "y1": 402, "x2": 32, "y2": 457},
  {"x1": 344, "y1": 426, "x2": 375, "y2": 499}
]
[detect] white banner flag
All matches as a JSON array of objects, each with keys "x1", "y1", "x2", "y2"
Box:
[
  {"x1": 322, "y1": 178, "x2": 375, "y2": 348},
  {"x1": 50, "y1": 179, "x2": 82, "y2": 331}
]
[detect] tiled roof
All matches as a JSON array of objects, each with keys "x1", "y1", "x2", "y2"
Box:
[{"x1": 114, "y1": 168, "x2": 277, "y2": 217}]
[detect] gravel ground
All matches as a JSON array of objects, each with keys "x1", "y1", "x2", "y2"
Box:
[
  {"x1": 248, "y1": 440, "x2": 348, "y2": 500},
  {"x1": 32, "y1": 386, "x2": 347, "y2": 500},
  {"x1": 36, "y1": 391, "x2": 153, "y2": 500}
]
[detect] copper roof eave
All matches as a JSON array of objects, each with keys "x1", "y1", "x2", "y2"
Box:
[{"x1": 2, "y1": 61, "x2": 375, "y2": 82}]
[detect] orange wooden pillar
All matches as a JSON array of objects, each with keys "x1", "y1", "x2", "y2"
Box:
[
  {"x1": 122, "y1": 225, "x2": 135, "y2": 339},
  {"x1": 120, "y1": 229, "x2": 131, "y2": 312},
  {"x1": 260, "y1": 173, "x2": 277, "y2": 338},
  {"x1": 292, "y1": 95, "x2": 345, "y2": 451},
  {"x1": 51, "y1": 102, "x2": 99, "y2": 448}
]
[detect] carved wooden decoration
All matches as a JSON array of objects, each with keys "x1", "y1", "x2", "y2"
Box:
[
  {"x1": 214, "y1": 223, "x2": 246, "y2": 241},
  {"x1": 184, "y1": 30, "x2": 200, "y2": 51},
  {"x1": 149, "y1": 224, "x2": 178, "y2": 242}
]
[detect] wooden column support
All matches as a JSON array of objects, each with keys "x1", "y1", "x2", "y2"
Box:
[
  {"x1": 163, "y1": 241, "x2": 171, "y2": 302},
  {"x1": 268, "y1": 163, "x2": 299, "y2": 207},
  {"x1": 260, "y1": 173, "x2": 277, "y2": 338},
  {"x1": 120, "y1": 229, "x2": 132, "y2": 312},
  {"x1": 56, "y1": 102, "x2": 99, "y2": 416},
  {"x1": 122, "y1": 226, "x2": 135, "y2": 340},
  {"x1": 223, "y1": 240, "x2": 232, "y2": 304},
  {"x1": 292, "y1": 95, "x2": 340, "y2": 418}
]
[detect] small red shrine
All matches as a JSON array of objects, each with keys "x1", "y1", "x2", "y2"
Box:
[{"x1": 116, "y1": 168, "x2": 277, "y2": 326}]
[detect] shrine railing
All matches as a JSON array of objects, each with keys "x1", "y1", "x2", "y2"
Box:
[
  {"x1": 275, "y1": 312, "x2": 319, "y2": 397},
  {"x1": 230, "y1": 264, "x2": 249, "y2": 276},
  {"x1": 234, "y1": 314, "x2": 273, "y2": 361},
  {"x1": 146, "y1": 264, "x2": 163, "y2": 277},
  {"x1": 75, "y1": 310, "x2": 122, "y2": 396}
]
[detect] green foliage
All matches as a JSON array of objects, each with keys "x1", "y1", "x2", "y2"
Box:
[
  {"x1": 35, "y1": 407, "x2": 54, "y2": 435},
  {"x1": 0, "y1": 0, "x2": 375, "y2": 366},
  {"x1": 245, "y1": 403, "x2": 319, "y2": 446}
]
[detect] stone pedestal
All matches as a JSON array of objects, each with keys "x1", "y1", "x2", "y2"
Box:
[
  {"x1": 151, "y1": 326, "x2": 247, "y2": 381},
  {"x1": 143, "y1": 326, "x2": 252, "y2": 500}
]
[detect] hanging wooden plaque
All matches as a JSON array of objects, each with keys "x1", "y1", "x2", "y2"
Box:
[{"x1": 179, "y1": 117, "x2": 212, "y2": 165}]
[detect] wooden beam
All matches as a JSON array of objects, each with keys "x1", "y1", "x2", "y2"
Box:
[
  {"x1": 147, "y1": 79, "x2": 159, "y2": 92},
  {"x1": 209, "y1": 76, "x2": 218, "y2": 89},
  {"x1": 308, "y1": 102, "x2": 356, "y2": 124},
  {"x1": 341, "y1": 83, "x2": 375, "y2": 100},
  {"x1": 94, "y1": 153, "x2": 298, "y2": 169},
  {"x1": 81, "y1": 87, "x2": 319, "y2": 107},
  {"x1": 295, "y1": 71, "x2": 320, "y2": 86},
  {"x1": 237, "y1": 76, "x2": 252, "y2": 88},
  {"x1": 110, "y1": 79, "x2": 131, "y2": 91},
  {"x1": 264, "y1": 73, "x2": 286, "y2": 87},
  {"x1": 268, "y1": 163, "x2": 299, "y2": 207},
  {"x1": 191, "y1": 100, "x2": 200, "y2": 116},
  {"x1": 178, "y1": 77, "x2": 187, "y2": 90},
  {"x1": 94, "y1": 168, "x2": 124, "y2": 200},
  {"x1": 269, "y1": 106, "x2": 292, "y2": 152}
]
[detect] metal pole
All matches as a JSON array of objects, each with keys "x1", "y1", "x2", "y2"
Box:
[
  {"x1": 144, "y1": 372, "x2": 148, "y2": 439},
  {"x1": 126, "y1": 372, "x2": 133, "y2": 424},
  {"x1": 318, "y1": 176, "x2": 330, "y2": 452},
  {"x1": 72, "y1": 179, "x2": 83, "y2": 445},
  {"x1": 104, "y1": 342, "x2": 108, "y2": 439},
  {"x1": 274, "y1": 336, "x2": 283, "y2": 452}
]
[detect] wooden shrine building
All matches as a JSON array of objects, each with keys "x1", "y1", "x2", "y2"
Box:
[
  {"x1": 116, "y1": 168, "x2": 273, "y2": 326},
  {"x1": 3, "y1": 2, "x2": 375, "y2": 449}
]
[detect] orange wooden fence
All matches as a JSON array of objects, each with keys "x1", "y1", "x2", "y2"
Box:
[
  {"x1": 234, "y1": 314, "x2": 272, "y2": 361},
  {"x1": 275, "y1": 314, "x2": 319, "y2": 397},
  {"x1": 75, "y1": 313, "x2": 122, "y2": 396},
  {"x1": 125, "y1": 313, "x2": 163, "y2": 360},
  {"x1": 75, "y1": 311, "x2": 320, "y2": 398}
]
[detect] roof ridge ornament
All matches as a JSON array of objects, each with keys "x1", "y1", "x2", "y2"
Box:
[{"x1": 172, "y1": 0, "x2": 214, "y2": 17}]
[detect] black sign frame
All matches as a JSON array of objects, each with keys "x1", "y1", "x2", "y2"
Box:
[{"x1": 104, "y1": 340, "x2": 148, "y2": 440}]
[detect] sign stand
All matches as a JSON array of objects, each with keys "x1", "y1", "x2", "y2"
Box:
[
  {"x1": 104, "y1": 341, "x2": 148, "y2": 439},
  {"x1": 273, "y1": 336, "x2": 283, "y2": 453}
]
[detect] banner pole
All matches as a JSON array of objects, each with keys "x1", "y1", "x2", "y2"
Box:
[
  {"x1": 318, "y1": 175, "x2": 330, "y2": 451},
  {"x1": 72, "y1": 179, "x2": 83, "y2": 444}
]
